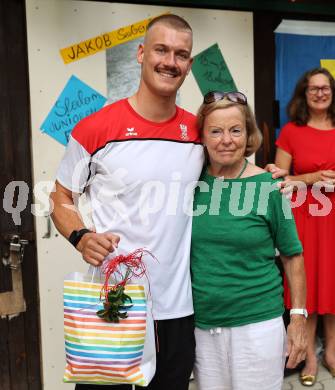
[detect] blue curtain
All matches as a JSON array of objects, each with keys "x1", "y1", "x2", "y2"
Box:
[{"x1": 275, "y1": 32, "x2": 335, "y2": 135}]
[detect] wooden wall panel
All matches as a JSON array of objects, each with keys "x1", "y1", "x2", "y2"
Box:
[{"x1": 0, "y1": 0, "x2": 41, "y2": 389}]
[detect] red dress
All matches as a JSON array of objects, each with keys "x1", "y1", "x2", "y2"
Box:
[{"x1": 276, "y1": 122, "x2": 335, "y2": 315}]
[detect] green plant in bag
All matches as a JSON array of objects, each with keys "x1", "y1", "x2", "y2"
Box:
[
  {"x1": 97, "y1": 249, "x2": 156, "y2": 323},
  {"x1": 97, "y1": 268, "x2": 133, "y2": 323}
]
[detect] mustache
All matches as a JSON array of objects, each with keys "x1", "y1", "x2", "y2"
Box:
[{"x1": 154, "y1": 65, "x2": 181, "y2": 77}]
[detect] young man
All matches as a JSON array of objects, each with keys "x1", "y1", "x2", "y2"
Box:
[
  {"x1": 51, "y1": 14, "x2": 286, "y2": 390},
  {"x1": 51, "y1": 14, "x2": 203, "y2": 390}
]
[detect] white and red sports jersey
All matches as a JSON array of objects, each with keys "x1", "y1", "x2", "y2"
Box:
[{"x1": 57, "y1": 98, "x2": 204, "y2": 320}]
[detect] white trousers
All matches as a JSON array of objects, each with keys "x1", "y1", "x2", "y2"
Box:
[{"x1": 194, "y1": 317, "x2": 286, "y2": 390}]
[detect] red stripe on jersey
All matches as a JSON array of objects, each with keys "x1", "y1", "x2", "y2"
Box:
[{"x1": 71, "y1": 99, "x2": 201, "y2": 155}]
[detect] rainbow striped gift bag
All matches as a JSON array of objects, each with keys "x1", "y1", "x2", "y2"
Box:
[{"x1": 63, "y1": 272, "x2": 156, "y2": 386}]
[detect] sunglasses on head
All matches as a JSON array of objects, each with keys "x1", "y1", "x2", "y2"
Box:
[{"x1": 203, "y1": 91, "x2": 247, "y2": 105}]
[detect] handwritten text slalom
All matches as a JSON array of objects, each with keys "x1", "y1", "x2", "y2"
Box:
[
  {"x1": 60, "y1": 15, "x2": 157, "y2": 64},
  {"x1": 40, "y1": 75, "x2": 107, "y2": 145}
]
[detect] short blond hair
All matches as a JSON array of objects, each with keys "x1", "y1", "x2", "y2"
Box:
[
  {"x1": 197, "y1": 98, "x2": 262, "y2": 157},
  {"x1": 147, "y1": 14, "x2": 192, "y2": 33}
]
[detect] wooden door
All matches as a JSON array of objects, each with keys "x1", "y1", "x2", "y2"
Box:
[{"x1": 0, "y1": 0, "x2": 42, "y2": 389}]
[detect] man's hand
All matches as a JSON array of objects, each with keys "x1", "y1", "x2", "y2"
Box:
[
  {"x1": 76, "y1": 232, "x2": 120, "y2": 266},
  {"x1": 277, "y1": 177, "x2": 306, "y2": 198},
  {"x1": 264, "y1": 163, "x2": 288, "y2": 180},
  {"x1": 286, "y1": 315, "x2": 307, "y2": 369}
]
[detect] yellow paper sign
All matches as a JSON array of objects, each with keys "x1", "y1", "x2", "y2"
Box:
[
  {"x1": 60, "y1": 16, "x2": 156, "y2": 64},
  {"x1": 320, "y1": 59, "x2": 335, "y2": 78}
]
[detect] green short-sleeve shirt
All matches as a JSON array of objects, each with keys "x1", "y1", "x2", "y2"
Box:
[{"x1": 191, "y1": 171, "x2": 302, "y2": 329}]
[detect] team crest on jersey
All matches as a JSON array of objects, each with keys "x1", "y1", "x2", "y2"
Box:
[
  {"x1": 125, "y1": 127, "x2": 138, "y2": 137},
  {"x1": 179, "y1": 124, "x2": 188, "y2": 140}
]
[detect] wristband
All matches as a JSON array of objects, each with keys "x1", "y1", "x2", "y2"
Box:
[
  {"x1": 68, "y1": 229, "x2": 91, "y2": 248},
  {"x1": 290, "y1": 308, "x2": 308, "y2": 319}
]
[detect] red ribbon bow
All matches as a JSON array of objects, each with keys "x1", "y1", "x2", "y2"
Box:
[{"x1": 100, "y1": 248, "x2": 156, "y2": 301}]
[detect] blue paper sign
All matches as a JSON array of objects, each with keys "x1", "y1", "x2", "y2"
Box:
[{"x1": 40, "y1": 75, "x2": 107, "y2": 145}]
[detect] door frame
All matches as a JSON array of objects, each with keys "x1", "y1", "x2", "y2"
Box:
[{"x1": 0, "y1": 1, "x2": 42, "y2": 389}]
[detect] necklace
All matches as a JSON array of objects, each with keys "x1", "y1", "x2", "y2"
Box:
[
  {"x1": 208, "y1": 158, "x2": 248, "y2": 179},
  {"x1": 235, "y1": 158, "x2": 248, "y2": 179}
]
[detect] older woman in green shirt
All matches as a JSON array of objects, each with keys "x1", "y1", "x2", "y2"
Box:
[{"x1": 191, "y1": 91, "x2": 307, "y2": 390}]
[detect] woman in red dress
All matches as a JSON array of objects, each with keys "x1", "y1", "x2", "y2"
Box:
[{"x1": 276, "y1": 67, "x2": 335, "y2": 386}]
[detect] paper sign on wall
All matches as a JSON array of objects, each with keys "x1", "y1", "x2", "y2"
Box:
[
  {"x1": 320, "y1": 59, "x2": 335, "y2": 78},
  {"x1": 40, "y1": 75, "x2": 107, "y2": 146},
  {"x1": 60, "y1": 15, "x2": 160, "y2": 64},
  {"x1": 192, "y1": 43, "x2": 237, "y2": 96}
]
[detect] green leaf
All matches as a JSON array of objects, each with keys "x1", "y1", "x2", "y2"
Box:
[
  {"x1": 97, "y1": 309, "x2": 107, "y2": 318},
  {"x1": 123, "y1": 294, "x2": 132, "y2": 304},
  {"x1": 96, "y1": 270, "x2": 135, "y2": 322}
]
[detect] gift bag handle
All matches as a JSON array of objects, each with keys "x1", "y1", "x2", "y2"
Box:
[{"x1": 90, "y1": 247, "x2": 120, "y2": 283}]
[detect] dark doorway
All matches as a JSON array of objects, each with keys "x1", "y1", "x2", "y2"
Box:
[
  {"x1": 0, "y1": 0, "x2": 42, "y2": 389},
  {"x1": 253, "y1": 12, "x2": 282, "y2": 167}
]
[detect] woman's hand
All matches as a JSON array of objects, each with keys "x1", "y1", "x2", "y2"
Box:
[
  {"x1": 276, "y1": 170, "x2": 335, "y2": 196},
  {"x1": 304, "y1": 170, "x2": 335, "y2": 186},
  {"x1": 281, "y1": 253, "x2": 307, "y2": 368},
  {"x1": 319, "y1": 170, "x2": 335, "y2": 190},
  {"x1": 264, "y1": 163, "x2": 289, "y2": 179},
  {"x1": 286, "y1": 315, "x2": 307, "y2": 368}
]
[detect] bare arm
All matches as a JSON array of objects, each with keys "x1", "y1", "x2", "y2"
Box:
[
  {"x1": 275, "y1": 147, "x2": 335, "y2": 186},
  {"x1": 281, "y1": 253, "x2": 307, "y2": 368},
  {"x1": 50, "y1": 181, "x2": 84, "y2": 238},
  {"x1": 50, "y1": 180, "x2": 119, "y2": 266}
]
